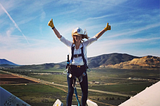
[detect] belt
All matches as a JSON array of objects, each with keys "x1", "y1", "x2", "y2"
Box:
[{"x1": 72, "y1": 65, "x2": 84, "y2": 68}]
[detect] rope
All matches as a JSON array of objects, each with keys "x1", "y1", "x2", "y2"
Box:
[{"x1": 74, "y1": 87, "x2": 81, "y2": 106}]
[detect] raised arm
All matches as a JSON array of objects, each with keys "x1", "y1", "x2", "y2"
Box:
[
  {"x1": 48, "y1": 19, "x2": 62, "y2": 39},
  {"x1": 94, "y1": 23, "x2": 111, "y2": 39}
]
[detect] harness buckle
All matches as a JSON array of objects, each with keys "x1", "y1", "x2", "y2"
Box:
[
  {"x1": 76, "y1": 54, "x2": 79, "y2": 58},
  {"x1": 69, "y1": 73, "x2": 72, "y2": 78},
  {"x1": 77, "y1": 65, "x2": 81, "y2": 68}
]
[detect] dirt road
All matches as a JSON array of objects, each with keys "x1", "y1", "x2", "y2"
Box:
[{"x1": 0, "y1": 70, "x2": 131, "y2": 97}]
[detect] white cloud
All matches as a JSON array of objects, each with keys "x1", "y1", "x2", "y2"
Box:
[
  {"x1": 87, "y1": 36, "x2": 160, "y2": 57},
  {"x1": 102, "y1": 37, "x2": 160, "y2": 47},
  {"x1": 107, "y1": 22, "x2": 160, "y2": 38},
  {"x1": 0, "y1": 2, "x2": 29, "y2": 44},
  {"x1": 0, "y1": 0, "x2": 17, "y2": 15},
  {"x1": 55, "y1": 0, "x2": 128, "y2": 15},
  {"x1": 0, "y1": 45, "x2": 68, "y2": 65}
]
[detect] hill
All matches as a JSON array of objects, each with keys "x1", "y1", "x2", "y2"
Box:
[
  {"x1": 88, "y1": 53, "x2": 139, "y2": 68},
  {"x1": 104, "y1": 56, "x2": 160, "y2": 70},
  {"x1": 2, "y1": 53, "x2": 138, "y2": 69},
  {"x1": 0, "y1": 59, "x2": 18, "y2": 66},
  {"x1": 1, "y1": 53, "x2": 159, "y2": 70}
]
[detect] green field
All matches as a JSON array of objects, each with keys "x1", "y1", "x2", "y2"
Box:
[
  {"x1": 1, "y1": 68, "x2": 159, "y2": 106},
  {"x1": 1, "y1": 84, "x2": 66, "y2": 106}
]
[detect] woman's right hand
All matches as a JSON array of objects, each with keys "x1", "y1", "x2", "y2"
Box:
[
  {"x1": 48, "y1": 19, "x2": 62, "y2": 39},
  {"x1": 48, "y1": 19, "x2": 55, "y2": 28}
]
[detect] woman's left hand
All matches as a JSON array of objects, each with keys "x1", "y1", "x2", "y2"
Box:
[{"x1": 104, "y1": 23, "x2": 111, "y2": 31}]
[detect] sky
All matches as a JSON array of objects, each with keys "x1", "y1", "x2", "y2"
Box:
[{"x1": 0, "y1": 0, "x2": 160, "y2": 65}]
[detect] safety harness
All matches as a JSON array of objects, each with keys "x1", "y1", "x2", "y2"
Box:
[{"x1": 69, "y1": 43, "x2": 88, "y2": 106}]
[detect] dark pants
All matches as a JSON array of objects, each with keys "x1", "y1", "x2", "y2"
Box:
[{"x1": 66, "y1": 65, "x2": 88, "y2": 106}]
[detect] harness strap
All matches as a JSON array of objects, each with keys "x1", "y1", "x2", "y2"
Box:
[
  {"x1": 81, "y1": 46, "x2": 87, "y2": 68},
  {"x1": 73, "y1": 54, "x2": 82, "y2": 58},
  {"x1": 71, "y1": 44, "x2": 74, "y2": 62},
  {"x1": 70, "y1": 43, "x2": 87, "y2": 68}
]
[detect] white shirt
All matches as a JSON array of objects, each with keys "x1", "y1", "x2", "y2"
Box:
[{"x1": 60, "y1": 36, "x2": 97, "y2": 65}]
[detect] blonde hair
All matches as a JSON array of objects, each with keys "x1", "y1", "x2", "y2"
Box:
[
  {"x1": 72, "y1": 34, "x2": 89, "y2": 43},
  {"x1": 72, "y1": 29, "x2": 89, "y2": 43}
]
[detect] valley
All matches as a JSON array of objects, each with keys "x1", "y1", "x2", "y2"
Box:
[
  {"x1": 1, "y1": 68, "x2": 159, "y2": 106},
  {"x1": 0, "y1": 53, "x2": 160, "y2": 105}
]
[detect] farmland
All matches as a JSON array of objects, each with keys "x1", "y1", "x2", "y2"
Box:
[{"x1": 0, "y1": 68, "x2": 159, "y2": 106}]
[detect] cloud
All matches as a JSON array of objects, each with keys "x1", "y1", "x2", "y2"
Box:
[
  {"x1": 0, "y1": 3, "x2": 29, "y2": 44},
  {"x1": 0, "y1": 44, "x2": 68, "y2": 65},
  {"x1": 107, "y1": 37, "x2": 160, "y2": 46},
  {"x1": 97, "y1": 36, "x2": 160, "y2": 48},
  {"x1": 85, "y1": 13, "x2": 117, "y2": 21},
  {"x1": 55, "y1": 0, "x2": 128, "y2": 15},
  {"x1": 0, "y1": 34, "x2": 27, "y2": 50},
  {"x1": 0, "y1": 27, "x2": 54, "y2": 50},
  {"x1": 40, "y1": 9, "x2": 46, "y2": 22},
  {"x1": 107, "y1": 22, "x2": 160, "y2": 38},
  {"x1": 87, "y1": 36, "x2": 160, "y2": 57}
]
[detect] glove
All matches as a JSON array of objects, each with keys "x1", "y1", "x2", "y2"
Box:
[
  {"x1": 104, "y1": 23, "x2": 111, "y2": 31},
  {"x1": 48, "y1": 19, "x2": 55, "y2": 29}
]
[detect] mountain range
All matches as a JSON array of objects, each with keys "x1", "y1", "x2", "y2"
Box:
[
  {"x1": 0, "y1": 59, "x2": 18, "y2": 66},
  {"x1": 1, "y1": 53, "x2": 160, "y2": 70},
  {"x1": 87, "y1": 53, "x2": 139, "y2": 68},
  {"x1": 104, "y1": 55, "x2": 160, "y2": 70}
]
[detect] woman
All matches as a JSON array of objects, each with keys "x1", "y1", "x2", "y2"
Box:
[{"x1": 48, "y1": 19, "x2": 111, "y2": 106}]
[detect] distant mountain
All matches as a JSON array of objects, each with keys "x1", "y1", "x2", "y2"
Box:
[
  {"x1": 88, "y1": 53, "x2": 140, "y2": 68},
  {"x1": 2, "y1": 53, "x2": 159, "y2": 70},
  {"x1": 0, "y1": 59, "x2": 19, "y2": 66},
  {"x1": 104, "y1": 56, "x2": 160, "y2": 70}
]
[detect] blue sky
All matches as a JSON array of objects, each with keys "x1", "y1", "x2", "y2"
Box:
[{"x1": 0, "y1": 0, "x2": 160, "y2": 65}]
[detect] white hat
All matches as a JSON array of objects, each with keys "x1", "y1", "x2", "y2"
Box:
[{"x1": 72, "y1": 27, "x2": 84, "y2": 36}]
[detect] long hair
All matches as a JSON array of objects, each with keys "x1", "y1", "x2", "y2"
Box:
[
  {"x1": 72, "y1": 29, "x2": 89, "y2": 43},
  {"x1": 72, "y1": 34, "x2": 89, "y2": 44}
]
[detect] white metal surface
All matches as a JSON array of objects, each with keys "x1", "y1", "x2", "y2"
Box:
[
  {"x1": 87, "y1": 99, "x2": 98, "y2": 106},
  {"x1": 119, "y1": 81, "x2": 160, "y2": 106},
  {"x1": 53, "y1": 99, "x2": 63, "y2": 106}
]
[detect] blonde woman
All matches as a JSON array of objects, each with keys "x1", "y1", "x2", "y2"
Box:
[{"x1": 48, "y1": 19, "x2": 111, "y2": 106}]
